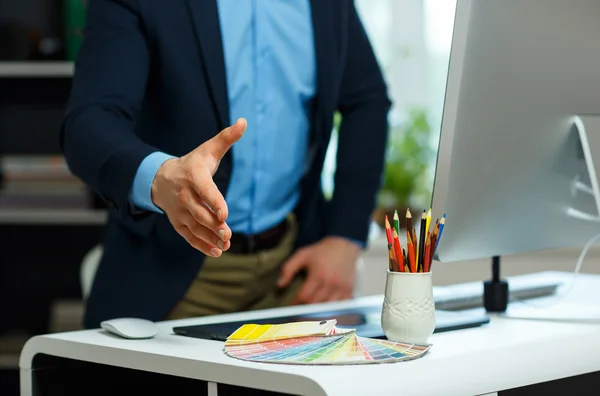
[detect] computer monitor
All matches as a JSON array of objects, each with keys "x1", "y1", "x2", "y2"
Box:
[{"x1": 431, "y1": 0, "x2": 600, "y2": 264}]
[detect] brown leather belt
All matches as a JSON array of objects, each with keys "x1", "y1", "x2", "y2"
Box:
[{"x1": 228, "y1": 218, "x2": 289, "y2": 254}]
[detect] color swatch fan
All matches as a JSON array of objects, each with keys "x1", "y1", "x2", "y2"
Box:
[{"x1": 224, "y1": 320, "x2": 431, "y2": 365}]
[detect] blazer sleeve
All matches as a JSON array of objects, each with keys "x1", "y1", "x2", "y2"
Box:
[
  {"x1": 326, "y1": 1, "x2": 392, "y2": 245},
  {"x1": 61, "y1": 0, "x2": 159, "y2": 232}
]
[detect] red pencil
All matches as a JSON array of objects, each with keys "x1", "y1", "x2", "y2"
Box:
[
  {"x1": 384, "y1": 216, "x2": 395, "y2": 271},
  {"x1": 384, "y1": 216, "x2": 393, "y2": 247},
  {"x1": 392, "y1": 229, "x2": 404, "y2": 272}
]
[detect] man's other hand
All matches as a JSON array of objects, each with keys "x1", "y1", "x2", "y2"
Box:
[
  {"x1": 151, "y1": 118, "x2": 247, "y2": 257},
  {"x1": 277, "y1": 237, "x2": 360, "y2": 304}
]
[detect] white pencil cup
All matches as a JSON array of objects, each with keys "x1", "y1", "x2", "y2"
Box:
[{"x1": 381, "y1": 270, "x2": 435, "y2": 344}]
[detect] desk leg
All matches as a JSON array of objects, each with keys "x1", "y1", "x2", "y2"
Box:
[
  {"x1": 208, "y1": 381, "x2": 218, "y2": 396},
  {"x1": 20, "y1": 368, "x2": 33, "y2": 396}
]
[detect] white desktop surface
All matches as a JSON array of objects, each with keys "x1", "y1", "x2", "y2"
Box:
[{"x1": 20, "y1": 271, "x2": 600, "y2": 396}]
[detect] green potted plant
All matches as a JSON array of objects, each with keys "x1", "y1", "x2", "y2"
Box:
[{"x1": 374, "y1": 106, "x2": 434, "y2": 228}]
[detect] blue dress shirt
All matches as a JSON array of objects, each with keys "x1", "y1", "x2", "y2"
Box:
[{"x1": 130, "y1": 0, "x2": 315, "y2": 235}]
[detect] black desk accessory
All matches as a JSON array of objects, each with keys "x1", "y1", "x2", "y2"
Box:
[{"x1": 484, "y1": 256, "x2": 509, "y2": 312}]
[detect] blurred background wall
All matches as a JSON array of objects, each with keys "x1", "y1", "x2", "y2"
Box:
[{"x1": 0, "y1": 1, "x2": 105, "y2": 392}]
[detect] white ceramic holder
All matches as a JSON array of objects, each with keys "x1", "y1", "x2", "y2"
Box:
[{"x1": 381, "y1": 270, "x2": 435, "y2": 344}]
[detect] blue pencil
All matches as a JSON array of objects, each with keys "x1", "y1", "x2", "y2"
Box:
[{"x1": 434, "y1": 213, "x2": 446, "y2": 255}]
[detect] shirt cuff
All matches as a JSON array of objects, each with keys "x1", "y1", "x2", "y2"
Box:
[{"x1": 129, "y1": 151, "x2": 176, "y2": 213}]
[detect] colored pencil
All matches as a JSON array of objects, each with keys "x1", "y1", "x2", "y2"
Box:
[
  {"x1": 393, "y1": 210, "x2": 400, "y2": 236},
  {"x1": 406, "y1": 231, "x2": 416, "y2": 272},
  {"x1": 384, "y1": 216, "x2": 394, "y2": 271},
  {"x1": 424, "y1": 232, "x2": 431, "y2": 272},
  {"x1": 430, "y1": 219, "x2": 439, "y2": 264},
  {"x1": 434, "y1": 213, "x2": 446, "y2": 255},
  {"x1": 388, "y1": 244, "x2": 397, "y2": 271},
  {"x1": 384, "y1": 216, "x2": 393, "y2": 247},
  {"x1": 411, "y1": 227, "x2": 419, "y2": 262},
  {"x1": 405, "y1": 209, "x2": 413, "y2": 237},
  {"x1": 392, "y1": 229, "x2": 404, "y2": 272},
  {"x1": 402, "y1": 247, "x2": 409, "y2": 272},
  {"x1": 417, "y1": 210, "x2": 427, "y2": 272},
  {"x1": 384, "y1": 208, "x2": 447, "y2": 273},
  {"x1": 412, "y1": 227, "x2": 418, "y2": 264}
]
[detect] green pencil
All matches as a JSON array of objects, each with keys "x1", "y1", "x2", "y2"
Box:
[{"x1": 393, "y1": 210, "x2": 400, "y2": 235}]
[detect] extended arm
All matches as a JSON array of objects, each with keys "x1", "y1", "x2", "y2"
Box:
[
  {"x1": 60, "y1": 0, "x2": 158, "y2": 231},
  {"x1": 326, "y1": 2, "x2": 392, "y2": 245}
]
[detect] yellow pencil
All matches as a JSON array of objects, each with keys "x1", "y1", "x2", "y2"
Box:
[{"x1": 425, "y1": 208, "x2": 432, "y2": 235}]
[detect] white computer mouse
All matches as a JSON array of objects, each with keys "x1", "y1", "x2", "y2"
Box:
[{"x1": 100, "y1": 318, "x2": 159, "y2": 339}]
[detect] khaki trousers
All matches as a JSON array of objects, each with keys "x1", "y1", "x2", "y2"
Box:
[{"x1": 166, "y1": 216, "x2": 305, "y2": 320}]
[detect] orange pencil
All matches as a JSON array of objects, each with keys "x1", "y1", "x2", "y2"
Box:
[
  {"x1": 412, "y1": 227, "x2": 418, "y2": 257},
  {"x1": 406, "y1": 231, "x2": 416, "y2": 273},
  {"x1": 392, "y1": 229, "x2": 404, "y2": 272},
  {"x1": 424, "y1": 232, "x2": 431, "y2": 272}
]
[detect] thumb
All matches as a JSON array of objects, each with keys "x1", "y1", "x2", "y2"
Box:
[
  {"x1": 278, "y1": 249, "x2": 308, "y2": 288},
  {"x1": 202, "y1": 118, "x2": 247, "y2": 160}
]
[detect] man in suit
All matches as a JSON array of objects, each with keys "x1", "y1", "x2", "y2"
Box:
[{"x1": 62, "y1": 0, "x2": 390, "y2": 328}]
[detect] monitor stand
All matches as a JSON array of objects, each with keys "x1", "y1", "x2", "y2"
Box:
[{"x1": 483, "y1": 256, "x2": 509, "y2": 312}]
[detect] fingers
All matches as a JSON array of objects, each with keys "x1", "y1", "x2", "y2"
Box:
[
  {"x1": 183, "y1": 215, "x2": 231, "y2": 251},
  {"x1": 277, "y1": 249, "x2": 308, "y2": 288},
  {"x1": 175, "y1": 224, "x2": 222, "y2": 257},
  {"x1": 179, "y1": 189, "x2": 231, "y2": 239},
  {"x1": 295, "y1": 278, "x2": 326, "y2": 304},
  {"x1": 180, "y1": 174, "x2": 229, "y2": 223},
  {"x1": 292, "y1": 271, "x2": 353, "y2": 305},
  {"x1": 328, "y1": 290, "x2": 353, "y2": 302},
  {"x1": 185, "y1": 118, "x2": 246, "y2": 222},
  {"x1": 203, "y1": 118, "x2": 247, "y2": 161}
]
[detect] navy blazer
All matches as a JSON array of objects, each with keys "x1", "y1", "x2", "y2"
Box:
[{"x1": 61, "y1": 0, "x2": 391, "y2": 328}]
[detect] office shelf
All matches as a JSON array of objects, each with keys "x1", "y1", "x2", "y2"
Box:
[
  {"x1": 0, "y1": 62, "x2": 74, "y2": 78},
  {"x1": 0, "y1": 209, "x2": 106, "y2": 225}
]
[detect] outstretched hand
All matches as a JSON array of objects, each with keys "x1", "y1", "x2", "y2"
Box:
[
  {"x1": 277, "y1": 237, "x2": 360, "y2": 304},
  {"x1": 151, "y1": 118, "x2": 247, "y2": 257}
]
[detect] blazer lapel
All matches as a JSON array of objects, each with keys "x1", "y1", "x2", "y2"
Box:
[{"x1": 186, "y1": 0, "x2": 230, "y2": 130}]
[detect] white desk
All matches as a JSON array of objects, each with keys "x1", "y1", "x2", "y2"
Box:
[{"x1": 20, "y1": 271, "x2": 600, "y2": 396}]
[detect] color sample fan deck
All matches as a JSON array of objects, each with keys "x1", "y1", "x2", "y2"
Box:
[{"x1": 224, "y1": 320, "x2": 431, "y2": 365}]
